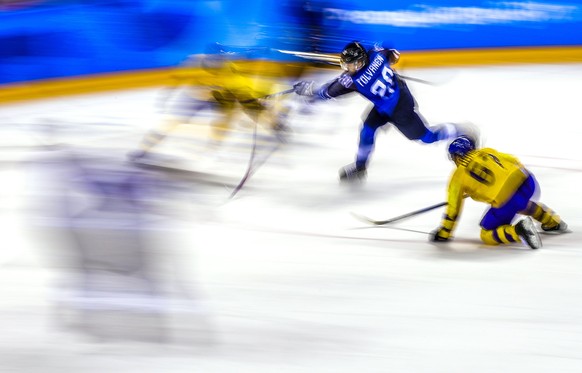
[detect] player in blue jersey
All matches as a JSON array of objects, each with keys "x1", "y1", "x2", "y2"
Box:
[{"x1": 293, "y1": 41, "x2": 477, "y2": 181}]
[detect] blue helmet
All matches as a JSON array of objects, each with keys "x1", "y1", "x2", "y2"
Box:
[{"x1": 448, "y1": 136, "x2": 475, "y2": 162}]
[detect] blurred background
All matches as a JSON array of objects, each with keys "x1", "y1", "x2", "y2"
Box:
[{"x1": 0, "y1": 0, "x2": 581, "y2": 84}]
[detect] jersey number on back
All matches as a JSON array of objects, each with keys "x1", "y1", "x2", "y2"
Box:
[
  {"x1": 467, "y1": 154, "x2": 504, "y2": 186},
  {"x1": 369, "y1": 66, "x2": 395, "y2": 98}
]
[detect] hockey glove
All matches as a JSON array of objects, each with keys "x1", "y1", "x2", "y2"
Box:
[
  {"x1": 388, "y1": 49, "x2": 400, "y2": 65},
  {"x1": 293, "y1": 81, "x2": 314, "y2": 96},
  {"x1": 430, "y1": 226, "x2": 451, "y2": 242}
]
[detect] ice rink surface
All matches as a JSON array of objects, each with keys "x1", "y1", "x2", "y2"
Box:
[{"x1": 0, "y1": 63, "x2": 581, "y2": 372}]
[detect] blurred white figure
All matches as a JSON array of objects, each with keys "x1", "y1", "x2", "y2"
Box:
[{"x1": 34, "y1": 150, "x2": 208, "y2": 343}]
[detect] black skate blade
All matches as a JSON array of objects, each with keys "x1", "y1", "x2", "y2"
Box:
[{"x1": 539, "y1": 228, "x2": 573, "y2": 235}]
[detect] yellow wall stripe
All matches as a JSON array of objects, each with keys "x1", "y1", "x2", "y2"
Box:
[
  {"x1": 398, "y1": 45, "x2": 582, "y2": 68},
  {"x1": 1, "y1": 46, "x2": 581, "y2": 105}
]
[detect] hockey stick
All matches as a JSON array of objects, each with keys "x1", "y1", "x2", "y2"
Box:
[
  {"x1": 276, "y1": 50, "x2": 437, "y2": 86},
  {"x1": 239, "y1": 88, "x2": 295, "y2": 104},
  {"x1": 228, "y1": 124, "x2": 282, "y2": 199},
  {"x1": 352, "y1": 196, "x2": 468, "y2": 226},
  {"x1": 228, "y1": 88, "x2": 294, "y2": 199},
  {"x1": 396, "y1": 74, "x2": 437, "y2": 86},
  {"x1": 229, "y1": 124, "x2": 259, "y2": 199},
  {"x1": 276, "y1": 49, "x2": 341, "y2": 64},
  {"x1": 351, "y1": 202, "x2": 447, "y2": 226}
]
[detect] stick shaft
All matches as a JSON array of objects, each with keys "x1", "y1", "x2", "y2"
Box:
[
  {"x1": 358, "y1": 201, "x2": 447, "y2": 225},
  {"x1": 375, "y1": 201, "x2": 448, "y2": 225},
  {"x1": 240, "y1": 88, "x2": 295, "y2": 104},
  {"x1": 352, "y1": 196, "x2": 468, "y2": 226}
]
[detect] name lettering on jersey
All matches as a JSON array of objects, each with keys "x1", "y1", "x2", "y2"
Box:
[
  {"x1": 338, "y1": 73, "x2": 353, "y2": 88},
  {"x1": 355, "y1": 54, "x2": 386, "y2": 87}
]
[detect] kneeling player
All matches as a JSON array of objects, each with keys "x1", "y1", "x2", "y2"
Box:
[{"x1": 431, "y1": 136, "x2": 568, "y2": 249}]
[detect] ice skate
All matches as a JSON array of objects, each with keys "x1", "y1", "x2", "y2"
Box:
[
  {"x1": 541, "y1": 220, "x2": 569, "y2": 234},
  {"x1": 515, "y1": 217, "x2": 542, "y2": 249},
  {"x1": 339, "y1": 163, "x2": 367, "y2": 182}
]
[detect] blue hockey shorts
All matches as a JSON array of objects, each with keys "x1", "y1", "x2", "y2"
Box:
[{"x1": 480, "y1": 174, "x2": 539, "y2": 230}]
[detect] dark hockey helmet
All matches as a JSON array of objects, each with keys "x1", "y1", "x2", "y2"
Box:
[
  {"x1": 448, "y1": 136, "x2": 475, "y2": 164},
  {"x1": 340, "y1": 42, "x2": 368, "y2": 72}
]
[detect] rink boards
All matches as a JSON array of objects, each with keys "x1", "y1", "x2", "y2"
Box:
[{"x1": 1, "y1": 45, "x2": 582, "y2": 105}]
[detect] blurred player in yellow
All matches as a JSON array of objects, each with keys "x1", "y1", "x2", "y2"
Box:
[
  {"x1": 431, "y1": 136, "x2": 569, "y2": 249},
  {"x1": 128, "y1": 45, "x2": 293, "y2": 161}
]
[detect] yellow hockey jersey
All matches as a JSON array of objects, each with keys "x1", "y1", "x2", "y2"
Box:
[
  {"x1": 173, "y1": 60, "x2": 279, "y2": 100},
  {"x1": 443, "y1": 148, "x2": 529, "y2": 229}
]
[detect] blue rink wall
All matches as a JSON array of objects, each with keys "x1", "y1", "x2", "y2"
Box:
[{"x1": 0, "y1": 0, "x2": 581, "y2": 85}]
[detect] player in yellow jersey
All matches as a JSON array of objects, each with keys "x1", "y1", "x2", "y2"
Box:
[
  {"x1": 128, "y1": 47, "x2": 292, "y2": 161},
  {"x1": 431, "y1": 136, "x2": 568, "y2": 249}
]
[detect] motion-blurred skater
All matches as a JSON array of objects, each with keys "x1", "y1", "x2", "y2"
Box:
[{"x1": 128, "y1": 44, "x2": 293, "y2": 162}]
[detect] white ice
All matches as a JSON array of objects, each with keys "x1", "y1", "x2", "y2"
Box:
[{"x1": 0, "y1": 63, "x2": 581, "y2": 373}]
